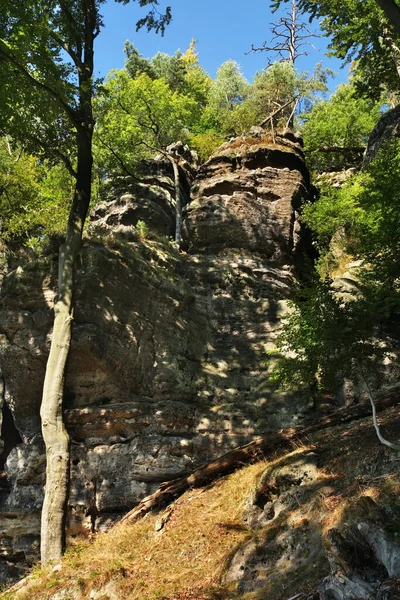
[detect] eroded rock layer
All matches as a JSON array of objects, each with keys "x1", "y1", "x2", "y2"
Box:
[
  {"x1": 0, "y1": 130, "x2": 311, "y2": 583},
  {"x1": 183, "y1": 129, "x2": 308, "y2": 260}
]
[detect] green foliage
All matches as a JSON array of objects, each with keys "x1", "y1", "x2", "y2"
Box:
[
  {"x1": 151, "y1": 50, "x2": 188, "y2": 92},
  {"x1": 249, "y1": 61, "x2": 299, "y2": 125},
  {"x1": 302, "y1": 83, "x2": 382, "y2": 171},
  {"x1": 181, "y1": 41, "x2": 213, "y2": 108},
  {"x1": 0, "y1": 0, "x2": 173, "y2": 222},
  {"x1": 97, "y1": 40, "x2": 214, "y2": 172},
  {"x1": 188, "y1": 130, "x2": 225, "y2": 162},
  {"x1": 304, "y1": 139, "x2": 400, "y2": 265},
  {"x1": 124, "y1": 39, "x2": 212, "y2": 108},
  {"x1": 302, "y1": 182, "x2": 365, "y2": 252},
  {"x1": 94, "y1": 71, "x2": 199, "y2": 176},
  {"x1": 270, "y1": 281, "x2": 381, "y2": 391},
  {"x1": 208, "y1": 60, "x2": 250, "y2": 112},
  {"x1": 271, "y1": 0, "x2": 400, "y2": 101},
  {"x1": 220, "y1": 61, "x2": 332, "y2": 134},
  {"x1": 272, "y1": 139, "x2": 400, "y2": 392},
  {"x1": 135, "y1": 219, "x2": 149, "y2": 239},
  {"x1": 105, "y1": 45, "x2": 332, "y2": 166},
  {"x1": 124, "y1": 41, "x2": 155, "y2": 79},
  {"x1": 0, "y1": 138, "x2": 73, "y2": 251}
]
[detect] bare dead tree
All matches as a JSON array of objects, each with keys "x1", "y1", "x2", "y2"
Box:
[
  {"x1": 247, "y1": 0, "x2": 319, "y2": 67},
  {"x1": 248, "y1": 0, "x2": 320, "y2": 129}
]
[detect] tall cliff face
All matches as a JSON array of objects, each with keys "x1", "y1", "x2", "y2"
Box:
[{"x1": 0, "y1": 130, "x2": 312, "y2": 583}]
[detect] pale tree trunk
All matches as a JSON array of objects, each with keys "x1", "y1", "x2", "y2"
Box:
[
  {"x1": 356, "y1": 361, "x2": 400, "y2": 450},
  {"x1": 40, "y1": 128, "x2": 92, "y2": 565},
  {"x1": 140, "y1": 145, "x2": 182, "y2": 247},
  {"x1": 167, "y1": 155, "x2": 182, "y2": 248}
]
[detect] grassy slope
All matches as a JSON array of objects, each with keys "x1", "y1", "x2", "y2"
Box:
[{"x1": 2, "y1": 403, "x2": 400, "y2": 600}]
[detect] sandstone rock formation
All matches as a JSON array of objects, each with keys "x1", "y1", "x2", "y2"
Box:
[
  {"x1": 89, "y1": 142, "x2": 198, "y2": 239},
  {"x1": 365, "y1": 102, "x2": 400, "y2": 163},
  {"x1": 183, "y1": 129, "x2": 309, "y2": 260},
  {"x1": 0, "y1": 129, "x2": 312, "y2": 583},
  {"x1": 225, "y1": 453, "x2": 400, "y2": 600}
]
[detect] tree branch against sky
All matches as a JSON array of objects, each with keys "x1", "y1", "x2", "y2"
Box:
[
  {"x1": 248, "y1": 0, "x2": 319, "y2": 66},
  {"x1": 271, "y1": 0, "x2": 400, "y2": 99}
]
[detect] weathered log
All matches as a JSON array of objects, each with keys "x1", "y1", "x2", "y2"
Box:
[
  {"x1": 121, "y1": 392, "x2": 400, "y2": 523},
  {"x1": 304, "y1": 146, "x2": 365, "y2": 154}
]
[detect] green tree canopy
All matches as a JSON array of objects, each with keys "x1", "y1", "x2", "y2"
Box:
[
  {"x1": 95, "y1": 70, "x2": 199, "y2": 176},
  {"x1": 124, "y1": 40, "x2": 156, "y2": 79},
  {"x1": 124, "y1": 40, "x2": 212, "y2": 106},
  {"x1": 271, "y1": 0, "x2": 400, "y2": 100},
  {"x1": 208, "y1": 60, "x2": 250, "y2": 112},
  {"x1": 218, "y1": 60, "x2": 331, "y2": 135},
  {"x1": 302, "y1": 83, "x2": 382, "y2": 171},
  {"x1": 0, "y1": 139, "x2": 73, "y2": 251}
]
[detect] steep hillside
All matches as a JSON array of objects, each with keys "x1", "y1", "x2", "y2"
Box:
[{"x1": 3, "y1": 398, "x2": 400, "y2": 600}]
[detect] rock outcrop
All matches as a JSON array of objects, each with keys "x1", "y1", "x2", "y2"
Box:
[
  {"x1": 183, "y1": 129, "x2": 309, "y2": 260},
  {"x1": 225, "y1": 444, "x2": 400, "y2": 600},
  {"x1": 0, "y1": 129, "x2": 312, "y2": 583},
  {"x1": 89, "y1": 142, "x2": 198, "y2": 239},
  {"x1": 365, "y1": 103, "x2": 400, "y2": 163}
]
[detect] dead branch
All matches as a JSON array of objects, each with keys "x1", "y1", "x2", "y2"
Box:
[
  {"x1": 121, "y1": 392, "x2": 400, "y2": 524},
  {"x1": 259, "y1": 94, "x2": 301, "y2": 128}
]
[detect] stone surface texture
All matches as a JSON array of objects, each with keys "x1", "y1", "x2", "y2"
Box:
[
  {"x1": 0, "y1": 129, "x2": 312, "y2": 583},
  {"x1": 225, "y1": 456, "x2": 400, "y2": 600},
  {"x1": 89, "y1": 141, "x2": 198, "y2": 239}
]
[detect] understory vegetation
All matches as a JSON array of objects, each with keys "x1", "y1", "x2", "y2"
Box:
[{"x1": 271, "y1": 137, "x2": 400, "y2": 395}]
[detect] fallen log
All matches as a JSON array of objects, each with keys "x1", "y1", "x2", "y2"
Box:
[{"x1": 121, "y1": 392, "x2": 400, "y2": 523}]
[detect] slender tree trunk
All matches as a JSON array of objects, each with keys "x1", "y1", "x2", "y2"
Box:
[
  {"x1": 40, "y1": 127, "x2": 92, "y2": 565},
  {"x1": 383, "y1": 26, "x2": 400, "y2": 81},
  {"x1": 167, "y1": 155, "x2": 182, "y2": 248},
  {"x1": 356, "y1": 361, "x2": 400, "y2": 450},
  {"x1": 289, "y1": 0, "x2": 296, "y2": 66}
]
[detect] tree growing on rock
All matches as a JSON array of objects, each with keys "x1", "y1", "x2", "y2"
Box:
[
  {"x1": 0, "y1": 0, "x2": 171, "y2": 565},
  {"x1": 95, "y1": 69, "x2": 199, "y2": 246},
  {"x1": 248, "y1": 0, "x2": 322, "y2": 126}
]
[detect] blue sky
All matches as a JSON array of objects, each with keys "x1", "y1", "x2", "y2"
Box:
[{"x1": 95, "y1": 0, "x2": 349, "y2": 90}]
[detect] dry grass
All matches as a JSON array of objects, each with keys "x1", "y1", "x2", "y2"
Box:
[
  {"x1": 7, "y1": 461, "x2": 269, "y2": 600},
  {"x1": 3, "y1": 407, "x2": 400, "y2": 600}
]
